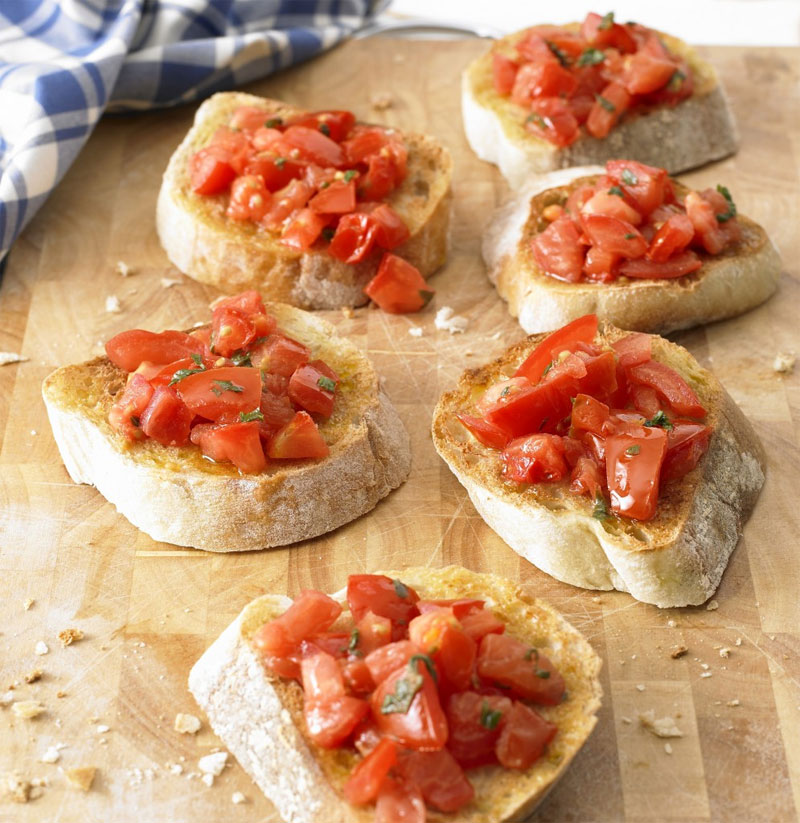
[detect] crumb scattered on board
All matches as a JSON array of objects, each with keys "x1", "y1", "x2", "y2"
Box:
[
  {"x1": 706, "y1": 600, "x2": 719, "y2": 611},
  {"x1": 12, "y1": 701, "x2": 45, "y2": 719},
  {"x1": 115, "y1": 261, "x2": 133, "y2": 277},
  {"x1": 670, "y1": 645, "x2": 688, "y2": 659},
  {"x1": 34, "y1": 640, "x2": 49, "y2": 655},
  {"x1": 773, "y1": 351, "x2": 796, "y2": 374},
  {"x1": 370, "y1": 91, "x2": 393, "y2": 110},
  {"x1": 232, "y1": 791, "x2": 247, "y2": 804},
  {"x1": 105, "y1": 295, "x2": 122, "y2": 314},
  {"x1": 0, "y1": 352, "x2": 28, "y2": 367},
  {"x1": 435, "y1": 306, "x2": 469, "y2": 334},
  {"x1": 58, "y1": 628, "x2": 84, "y2": 647},
  {"x1": 174, "y1": 713, "x2": 202, "y2": 734},
  {"x1": 161, "y1": 277, "x2": 181, "y2": 288},
  {"x1": 408, "y1": 326, "x2": 423, "y2": 338},
  {"x1": 23, "y1": 598, "x2": 35, "y2": 611},
  {"x1": 24, "y1": 669, "x2": 42, "y2": 684},
  {"x1": 639, "y1": 710, "x2": 684, "y2": 738},
  {"x1": 4, "y1": 773, "x2": 32, "y2": 803},
  {"x1": 65, "y1": 766, "x2": 96, "y2": 792},
  {"x1": 198, "y1": 752, "x2": 228, "y2": 786}
]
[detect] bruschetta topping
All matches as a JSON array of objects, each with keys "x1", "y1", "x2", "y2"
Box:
[
  {"x1": 188, "y1": 106, "x2": 434, "y2": 313},
  {"x1": 493, "y1": 12, "x2": 694, "y2": 145},
  {"x1": 105, "y1": 291, "x2": 336, "y2": 472},
  {"x1": 531, "y1": 159, "x2": 742, "y2": 283},
  {"x1": 458, "y1": 315, "x2": 711, "y2": 521},
  {"x1": 252, "y1": 573, "x2": 565, "y2": 820}
]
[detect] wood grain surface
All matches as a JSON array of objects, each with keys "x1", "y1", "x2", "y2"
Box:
[{"x1": 1, "y1": 38, "x2": 799, "y2": 823}]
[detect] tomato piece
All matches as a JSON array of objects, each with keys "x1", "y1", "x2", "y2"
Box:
[
  {"x1": 456, "y1": 413, "x2": 511, "y2": 450},
  {"x1": 628, "y1": 384, "x2": 661, "y2": 417},
  {"x1": 209, "y1": 126, "x2": 250, "y2": 173},
  {"x1": 308, "y1": 179, "x2": 356, "y2": 214},
  {"x1": 365, "y1": 641, "x2": 420, "y2": 685},
  {"x1": 109, "y1": 374, "x2": 155, "y2": 441},
  {"x1": 282, "y1": 125, "x2": 345, "y2": 168},
  {"x1": 210, "y1": 308, "x2": 255, "y2": 357},
  {"x1": 459, "y1": 609, "x2": 506, "y2": 643},
  {"x1": 280, "y1": 207, "x2": 327, "y2": 251},
  {"x1": 586, "y1": 82, "x2": 631, "y2": 139},
  {"x1": 408, "y1": 609, "x2": 476, "y2": 692},
  {"x1": 662, "y1": 423, "x2": 712, "y2": 481},
  {"x1": 212, "y1": 290, "x2": 269, "y2": 318},
  {"x1": 511, "y1": 61, "x2": 577, "y2": 106},
  {"x1": 647, "y1": 213, "x2": 694, "y2": 262},
  {"x1": 371, "y1": 656, "x2": 448, "y2": 750},
  {"x1": 571, "y1": 394, "x2": 610, "y2": 435},
  {"x1": 583, "y1": 214, "x2": 647, "y2": 258},
  {"x1": 355, "y1": 611, "x2": 393, "y2": 655},
  {"x1": 446, "y1": 691, "x2": 512, "y2": 768},
  {"x1": 343, "y1": 738, "x2": 397, "y2": 805},
  {"x1": 623, "y1": 50, "x2": 677, "y2": 94},
  {"x1": 581, "y1": 188, "x2": 643, "y2": 225},
  {"x1": 685, "y1": 191, "x2": 726, "y2": 254},
  {"x1": 583, "y1": 245, "x2": 620, "y2": 282},
  {"x1": 106, "y1": 329, "x2": 208, "y2": 373},
  {"x1": 288, "y1": 110, "x2": 355, "y2": 143},
  {"x1": 327, "y1": 212, "x2": 377, "y2": 263},
  {"x1": 605, "y1": 425, "x2": 668, "y2": 520},
  {"x1": 194, "y1": 421, "x2": 266, "y2": 473},
  {"x1": 531, "y1": 214, "x2": 585, "y2": 282},
  {"x1": 367, "y1": 203, "x2": 410, "y2": 250},
  {"x1": 267, "y1": 411, "x2": 329, "y2": 459},
  {"x1": 502, "y1": 434, "x2": 567, "y2": 484},
  {"x1": 175, "y1": 366, "x2": 261, "y2": 421},
  {"x1": 189, "y1": 146, "x2": 236, "y2": 195},
  {"x1": 575, "y1": 349, "x2": 618, "y2": 398},
  {"x1": 138, "y1": 386, "x2": 193, "y2": 446},
  {"x1": 396, "y1": 748, "x2": 475, "y2": 813},
  {"x1": 226, "y1": 175, "x2": 271, "y2": 222},
  {"x1": 476, "y1": 632, "x2": 565, "y2": 705},
  {"x1": 262, "y1": 179, "x2": 314, "y2": 230},
  {"x1": 259, "y1": 389, "x2": 295, "y2": 432},
  {"x1": 479, "y1": 379, "x2": 567, "y2": 439},
  {"x1": 492, "y1": 52, "x2": 518, "y2": 95},
  {"x1": 515, "y1": 314, "x2": 599, "y2": 383},
  {"x1": 360, "y1": 153, "x2": 397, "y2": 201},
  {"x1": 245, "y1": 152, "x2": 304, "y2": 192},
  {"x1": 565, "y1": 185, "x2": 596, "y2": 219},
  {"x1": 620, "y1": 250, "x2": 702, "y2": 279},
  {"x1": 344, "y1": 658, "x2": 375, "y2": 694},
  {"x1": 252, "y1": 334, "x2": 310, "y2": 378},
  {"x1": 496, "y1": 701, "x2": 557, "y2": 770},
  {"x1": 364, "y1": 253, "x2": 434, "y2": 314},
  {"x1": 582, "y1": 13, "x2": 637, "y2": 52},
  {"x1": 253, "y1": 590, "x2": 342, "y2": 658},
  {"x1": 627, "y1": 360, "x2": 706, "y2": 417},
  {"x1": 612, "y1": 332, "x2": 651, "y2": 368},
  {"x1": 606, "y1": 160, "x2": 668, "y2": 217},
  {"x1": 525, "y1": 97, "x2": 580, "y2": 148},
  {"x1": 229, "y1": 105, "x2": 275, "y2": 132},
  {"x1": 515, "y1": 31, "x2": 557, "y2": 63},
  {"x1": 305, "y1": 695, "x2": 369, "y2": 749},
  {"x1": 301, "y1": 645, "x2": 346, "y2": 702},
  {"x1": 347, "y1": 574, "x2": 420, "y2": 637},
  {"x1": 288, "y1": 362, "x2": 337, "y2": 418},
  {"x1": 416, "y1": 599, "x2": 485, "y2": 620},
  {"x1": 570, "y1": 454, "x2": 604, "y2": 497},
  {"x1": 375, "y1": 777, "x2": 425, "y2": 823}
]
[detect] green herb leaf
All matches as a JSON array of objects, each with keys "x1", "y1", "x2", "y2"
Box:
[
  {"x1": 211, "y1": 379, "x2": 244, "y2": 397},
  {"x1": 524, "y1": 648, "x2": 539, "y2": 662},
  {"x1": 536, "y1": 669, "x2": 551, "y2": 679},
  {"x1": 190, "y1": 353, "x2": 203, "y2": 366},
  {"x1": 542, "y1": 361, "x2": 554, "y2": 377},
  {"x1": 667, "y1": 69, "x2": 686, "y2": 92},
  {"x1": 322, "y1": 227, "x2": 335, "y2": 241},
  {"x1": 239, "y1": 409, "x2": 264, "y2": 423},
  {"x1": 348, "y1": 628, "x2": 360, "y2": 653},
  {"x1": 526, "y1": 112, "x2": 549, "y2": 130},
  {"x1": 577, "y1": 48, "x2": 605, "y2": 67},
  {"x1": 608, "y1": 185, "x2": 624, "y2": 197},
  {"x1": 599, "y1": 11, "x2": 615, "y2": 30},
  {"x1": 621, "y1": 168, "x2": 638, "y2": 186},
  {"x1": 131, "y1": 415, "x2": 141, "y2": 428},
  {"x1": 626, "y1": 444, "x2": 641, "y2": 455},
  {"x1": 380, "y1": 669, "x2": 423, "y2": 715},
  {"x1": 317, "y1": 376, "x2": 336, "y2": 392},
  {"x1": 319, "y1": 180, "x2": 331, "y2": 189},
  {"x1": 500, "y1": 386, "x2": 511, "y2": 398},
  {"x1": 408, "y1": 654, "x2": 438, "y2": 683},
  {"x1": 266, "y1": 117, "x2": 282, "y2": 128},
  {"x1": 715, "y1": 184, "x2": 737, "y2": 223},
  {"x1": 644, "y1": 410, "x2": 674, "y2": 430},
  {"x1": 595, "y1": 94, "x2": 616, "y2": 113},
  {"x1": 393, "y1": 578, "x2": 410, "y2": 599},
  {"x1": 274, "y1": 156, "x2": 286, "y2": 169},
  {"x1": 319, "y1": 122, "x2": 331, "y2": 136},
  {"x1": 230, "y1": 350, "x2": 252, "y2": 367},
  {"x1": 592, "y1": 493, "x2": 610, "y2": 521},
  {"x1": 624, "y1": 232, "x2": 636, "y2": 239},
  {"x1": 480, "y1": 700, "x2": 503, "y2": 730},
  {"x1": 168, "y1": 367, "x2": 204, "y2": 386},
  {"x1": 419, "y1": 289, "x2": 435, "y2": 308},
  {"x1": 343, "y1": 169, "x2": 357, "y2": 182},
  {"x1": 546, "y1": 40, "x2": 569, "y2": 67}
]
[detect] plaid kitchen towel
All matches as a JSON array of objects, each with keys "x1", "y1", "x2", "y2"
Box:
[{"x1": 0, "y1": 0, "x2": 389, "y2": 263}]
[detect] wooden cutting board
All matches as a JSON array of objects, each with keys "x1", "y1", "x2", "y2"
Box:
[{"x1": 1, "y1": 37, "x2": 799, "y2": 823}]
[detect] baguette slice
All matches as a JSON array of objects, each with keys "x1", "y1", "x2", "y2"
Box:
[
  {"x1": 42, "y1": 303, "x2": 410, "y2": 552},
  {"x1": 431, "y1": 325, "x2": 766, "y2": 608},
  {"x1": 463, "y1": 27, "x2": 738, "y2": 188},
  {"x1": 189, "y1": 565, "x2": 602, "y2": 822},
  {"x1": 157, "y1": 92, "x2": 453, "y2": 309},
  {"x1": 484, "y1": 166, "x2": 782, "y2": 334}
]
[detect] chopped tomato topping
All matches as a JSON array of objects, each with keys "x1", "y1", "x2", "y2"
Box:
[
  {"x1": 531, "y1": 214, "x2": 584, "y2": 282},
  {"x1": 396, "y1": 748, "x2": 475, "y2": 812},
  {"x1": 252, "y1": 589, "x2": 342, "y2": 658},
  {"x1": 495, "y1": 701, "x2": 557, "y2": 770},
  {"x1": 189, "y1": 146, "x2": 236, "y2": 194},
  {"x1": 175, "y1": 366, "x2": 262, "y2": 420},
  {"x1": 364, "y1": 254, "x2": 434, "y2": 314},
  {"x1": 343, "y1": 738, "x2": 397, "y2": 805},
  {"x1": 329, "y1": 212, "x2": 378, "y2": 263},
  {"x1": 267, "y1": 411, "x2": 329, "y2": 459},
  {"x1": 109, "y1": 374, "x2": 154, "y2": 441},
  {"x1": 192, "y1": 420, "x2": 266, "y2": 473},
  {"x1": 605, "y1": 425, "x2": 668, "y2": 519}
]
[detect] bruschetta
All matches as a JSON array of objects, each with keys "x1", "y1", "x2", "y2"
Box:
[
  {"x1": 157, "y1": 92, "x2": 452, "y2": 311},
  {"x1": 42, "y1": 292, "x2": 411, "y2": 551},
  {"x1": 462, "y1": 12, "x2": 738, "y2": 187},
  {"x1": 189, "y1": 565, "x2": 602, "y2": 822},
  {"x1": 483, "y1": 159, "x2": 781, "y2": 334},
  {"x1": 431, "y1": 316, "x2": 766, "y2": 608}
]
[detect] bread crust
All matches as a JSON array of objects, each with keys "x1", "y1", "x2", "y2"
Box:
[
  {"x1": 462, "y1": 28, "x2": 739, "y2": 188},
  {"x1": 482, "y1": 167, "x2": 782, "y2": 334},
  {"x1": 431, "y1": 326, "x2": 766, "y2": 608},
  {"x1": 157, "y1": 92, "x2": 453, "y2": 309},
  {"x1": 188, "y1": 566, "x2": 602, "y2": 823},
  {"x1": 42, "y1": 303, "x2": 411, "y2": 552}
]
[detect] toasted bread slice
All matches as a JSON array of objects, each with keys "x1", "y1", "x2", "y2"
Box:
[
  {"x1": 431, "y1": 325, "x2": 765, "y2": 608},
  {"x1": 462, "y1": 27, "x2": 738, "y2": 188},
  {"x1": 157, "y1": 92, "x2": 453, "y2": 309},
  {"x1": 42, "y1": 303, "x2": 410, "y2": 552},
  {"x1": 483, "y1": 166, "x2": 782, "y2": 334},
  {"x1": 189, "y1": 565, "x2": 602, "y2": 822}
]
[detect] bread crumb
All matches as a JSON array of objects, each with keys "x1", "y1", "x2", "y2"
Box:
[
  {"x1": 700, "y1": 671, "x2": 713, "y2": 678},
  {"x1": 408, "y1": 326, "x2": 423, "y2": 338},
  {"x1": 667, "y1": 619, "x2": 676, "y2": 628},
  {"x1": 735, "y1": 637, "x2": 742, "y2": 646},
  {"x1": 4, "y1": 773, "x2": 32, "y2": 802},
  {"x1": 620, "y1": 716, "x2": 632, "y2": 724},
  {"x1": 12, "y1": 700, "x2": 45, "y2": 719},
  {"x1": 670, "y1": 645, "x2": 688, "y2": 659},
  {"x1": 591, "y1": 596, "x2": 602, "y2": 603},
  {"x1": 201, "y1": 773, "x2": 215, "y2": 787},
  {"x1": 115, "y1": 261, "x2": 133, "y2": 277},
  {"x1": 370, "y1": 91, "x2": 394, "y2": 110},
  {"x1": 719, "y1": 647, "x2": 731, "y2": 658},
  {"x1": 105, "y1": 295, "x2": 122, "y2": 314},
  {"x1": 174, "y1": 713, "x2": 202, "y2": 735},
  {"x1": 24, "y1": 669, "x2": 43, "y2": 684},
  {"x1": 664, "y1": 742, "x2": 673, "y2": 755},
  {"x1": 727, "y1": 699, "x2": 740, "y2": 707},
  {"x1": 161, "y1": 277, "x2": 181, "y2": 288},
  {"x1": 773, "y1": 351, "x2": 796, "y2": 374},
  {"x1": 34, "y1": 641, "x2": 49, "y2": 656},
  {"x1": 64, "y1": 767, "x2": 96, "y2": 792},
  {"x1": 40, "y1": 745, "x2": 64, "y2": 764},
  {"x1": 701, "y1": 662, "x2": 710, "y2": 670},
  {"x1": 706, "y1": 600, "x2": 719, "y2": 611},
  {"x1": 340, "y1": 306, "x2": 354, "y2": 319},
  {"x1": 0, "y1": 352, "x2": 29, "y2": 367},
  {"x1": 56, "y1": 690, "x2": 67, "y2": 699},
  {"x1": 636, "y1": 684, "x2": 646, "y2": 692},
  {"x1": 96, "y1": 724, "x2": 110, "y2": 734},
  {"x1": 58, "y1": 628, "x2": 84, "y2": 647},
  {"x1": 198, "y1": 752, "x2": 228, "y2": 777},
  {"x1": 232, "y1": 791, "x2": 247, "y2": 804},
  {"x1": 0, "y1": 691, "x2": 14, "y2": 706},
  {"x1": 434, "y1": 306, "x2": 469, "y2": 334},
  {"x1": 639, "y1": 710, "x2": 684, "y2": 738},
  {"x1": 23, "y1": 598, "x2": 35, "y2": 611}
]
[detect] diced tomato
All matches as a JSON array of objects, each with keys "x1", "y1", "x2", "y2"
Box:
[
  {"x1": 492, "y1": 52, "x2": 518, "y2": 95},
  {"x1": 620, "y1": 250, "x2": 702, "y2": 279},
  {"x1": 583, "y1": 245, "x2": 620, "y2": 281},
  {"x1": 456, "y1": 413, "x2": 511, "y2": 450},
  {"x1": 648, "y1": 213, "x2": 694, "y2": 261},
  {"x1": 612, "y1": 332, "x2": 652, "y2": 368},
  {"x1": 605, "y1": 425, "x2": 668, "y2": 520},
  {"x1": 211, "y1": 290, "x2": 269, "y2": 318},
  {"x1": 260, "y1": 389, "x2": 295, "y2": 431},
  {"x1": 531, "y1": 215, "x2": 585, "y2": 282},
  {"x1": 252, "y1": 590, "x2": 342, "y2": 658},
  {"x1": 583, "y1": 214, "x2": 647, "y2": 258},
  {"x1": 308, "y1": 179, "x2": 356, "y2": 214},
  {"x1": 662, "y1": 423, "x2": 712, "y2": 481},
  {"x1": 476, "y1": 632, "x2": 565, "y2": 705},
  {"x1": 347, "y1": 574, "x2": 420, "y2": 638},
  {"x1": 408, "y1": 609, "x2": 476, "y2": 692},
  {"x1": 495, "y1": 701, "x2": 557, "y2": 770},
  {"x1": 361, "y1": 153, "x2": 397, "y2": 201},
  {"x1": 375, "y1": 777, "x2": 425, "y2": 823},
  {"x1": 539, "y1": 26, "x2": 586, "y2": 59},
  {"x1": 367, "y1": 203, "x2": 410, "y2": 250},
  {"x1": 288, "y1": 362, "x2": 338, "y2": 418},
  {"x1": 606, "y1": 160, "x2": 668, "y2": 217},
  {"x1": 209, "y1": 127, "x2": 251, "y2": 173},
  {"x1": 244, "y1": 153, "x2": 305, "y2": 192},
  {"x1": 175, "y1": 366, "x2": 261, "y2": 420},
  {"x1": 267, "y1": 411, "x2": 329, "y2": 459},
  {"x1": 515, "y1": 314, "x2": 599, "y2": 383},
  {"x1": 570, "y1": 454, "x2": 604, "y2": 497},
  {"x1": 627, "y1": 360, "x2": 706, "y2": 417},
  {"x1": 586, "y1": 82, "x2": 631, "y2": 139},
  {"x1": 416, "y1": 599, "x2": 485, "y2": 620},
  {"x1": 288, "y1": 110, "x2": 356, "y2": 143},
  {"x1": 189, "y1": 145, "x2": 237, "y2": 195},
  {"x1": 211, "y1": 307, "x2": 256, "y2": 356},
  {"x1": 343, "y1": 738, "x2": 397, "y2": 805},
  {"x1": 139, "y1": 386, "x2": 193, "y2": 447},
  {"x1": 371, "y1": 656, "x2": 448, "y2": 750},
  {"x1": 227, "y1": 175, "x2": 271, "y2": 222},
  {"x1": 344, "y1": 658, "x2": 376, "y2": 695},
  {"x1": 459, "y1": 609, "x2": 506, "y2": 643},
  {"x1": 329, "y1": 212, "x2": 378, "y2": 263},
  {"x1": 193, "y1": 421, "x2": 266, "y2": 473},
  {"x1": 565, "y1": 185, "x2": 595, "y2": 219},
  {"x1": 511, "y1": 61, "x2": 578, "y2": 106},
  {"x1": 305, "y1": 695, "x2": 369, "y2": 749},
  {"x1": 280, "y1": 208, "x2": 327, "y2": 251},
  {"x1": 364, "y1": 253, "x2": 434, "y2": 314},
  {"x1": 446, "y1": 691, "x2": 513, "y2": 768},
  {"x1": 301, "y1": 645, "x2": 346, "y2": 702},
  {"x1": 685, "y1": 191, "x2": 726, "y2": 254},
  {"x1": 365, "y1": 641, "x2": 420, "y2": 685},
  {"x1": 581, "y1": 188, "x2": 643, "y2": 225},
  {"x1": 342, "y1": 126, "x2": 388, "y2": 165},
  {"x1": 307, "y1": 633, "x2": 350, "y2": 659},
  {"x1": 628, "y1": 384, "x2": 662, "y2": 417},
  {"x1": 480, "y1": 378, "x2": 569, "y2": 439},
  {"x1": 262, "y1": 179, "x2": 314, "y2": 230},
  {"x1": 571, "y1": 394, "x2": 610, "y2": 435},
  {"x1": 106, "y1": 329, "x2": 207, "y2": 373},
  {"x1": 251, "y1": 126, "x2": 286, "y2": 152},
  {"x1": 515, "y1": 31, "x2": 556, "y2": 64},
  {"x1": 355, "y1": 611, "x2": 393, "y2": 655},
  {"x1": 251, "y1": 334, "x2": 310, "y2": 377},
  {"x1": 622, "y1": 50, "x2": 677, "y2": 94},
  {"x1": 581, "y1": 12, "x2": 637, "y2": 52},
  {"x1": 282, "y1": 125, "x2": 345, "y2": 168},
  {"x1": 525, "y1": 97, "x2": 580, "y2": 148},
  {"x1": 109, "y1": 374, "x2": 155, "y2": 441},
  {"x1": 575, "y1": 350, "x2": 618, "y2": 398},
  {"x1": 396, "y1": 748, "x2": 475, "y2": 813},
  {"x1": 502, "y1": 434, "x2": 567, "y2": 484},
  {"x1": 229, "y1": 105, "x2": 274, "y2": 132}
]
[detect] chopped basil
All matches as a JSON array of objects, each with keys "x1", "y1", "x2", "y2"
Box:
[
  {"x1": 538, "y1": 417, "x2": 549, "y2": 431},
  {"x1": 190, "y1": 353, "x2": 203, "y2": 366},
  {"x1": 393, "y1": 578, "x2": 410, "y2": 599},
  {"x1": 621, "y1": 168, "x2": 638, "y2": 186},
  {"x1": 409, "y1": 654, "x2": 438, "y2": 683},
  {"x1": 230, "y1": 350, "x2": 252, "y2": 367},
  {"x1": 211, "y1": 379, "x2": 244, "y2": 397},
  {"x1": 546, "y1": 40, "x2": 569, "y2": 67},
  {"x1": 343, "y1": 169, "x2": 357, "y2": 182},
  {"x1": 419, "y1": 289, "x2": 435, "y2": 307},
  {"x1": 239, "y1": 409, "x2": 264, "y2": 423},
  {"x1": 322, "y1": 227, "x2": 335, "y2": 241},
  {"x1": 480, "y1": 700, "x2": 503, "y2": 730},
  {"x1": 577, "y1": 48, "x2": 605, "y2": 67},
  {"x1": 317, "y1": 376, "x2": 336, "y2": 392},
  {"x1": 348, "y1": 628, "x2": 360, "y2": 653},
  {"x1": 595, "y1": 94, "x2": 616, "y2": 113},
  {"x1": 500, "y1": 386, "x2": 511, "y2": 398},
  {"x1": 542, "y1": 361, "x2": 554, "y2": 376},
  {"x1": 624, "y1": 232, "x2": 636, "y2": 240},
  {"x1": 274, "y1": 156, "x2": 286, "y2": 169},
  {"x1": 644, "y1": 410, "x2": 674, "y2": 430},
  {"x1": 592, "y1": 493, "x2": 610, "y2": 520},
  {"x1": 524, "y1": 648, "x2": 539, "y2": 662},
  {"x1": 526, "y1": 112, "x2": 549, "y2": 130},
  {"x1": 626, "y1": 444, "x2": 641, "y2": 455},
  {"x1": 318, "y1": 122, "x2": 331, "y2": 136},
  {"x1": 715, "y1": 185, "x2": 737, "y2": 223},
  {"x1": 608, "y1": 186, "x2": 624, "y2": 197},
  {"x1": 319, "y1": 180, "x2": 331, "y2": 189},
  {"x1": 667, "y1": 69, "x2": 686, "y2": 92},
  {"x1": 266, "y1": 117, "x2": 282, "y2": 128},
  {"x1": 131, "y1": 415, "x2": 141, "y2": 428},
  {"x1": 599, "y1": 11, "x2": 614, "y2": 30},
  {"x1": 536, "y1": 669, "x2": 551, "y2": 679},
  {"x1": 168, "y1": 367, "x2": 204, "y2": 386},
  {"x1": 380, "y1": 654, "x2": 437, "y2": 715}
]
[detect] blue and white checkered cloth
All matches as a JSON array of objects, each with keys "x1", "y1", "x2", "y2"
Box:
[{"x1": 0, "y1": 0, "x2": 389, "y2": 262}]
